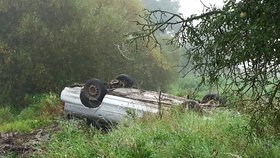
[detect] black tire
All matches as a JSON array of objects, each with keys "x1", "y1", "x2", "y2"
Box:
[
  {"x1": 69, "y1": 83, "x2": 84, "y2": 88},
  {"x1": 80, "y1": 79, "x2": 107, "y2": 108},
  {"x1": 86, "y1": 118, "x2": 101, "y2": 129},
  {"x1": 86, "y1": 119, "x2": 112, "y2": 131},
  {"x1": 201, "y1": 94, "x2": 223, "y2": 104},
  {"x1": 115, "y1": 74, "x2": 134, "y2": 88},
  {"x1": 80, "y1": 89, "x2": 91, "y2": 107}
]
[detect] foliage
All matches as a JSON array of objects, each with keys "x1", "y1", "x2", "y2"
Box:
[
  {"x1": 35, "y1": 109, "x2": 280, "y2": 158},
  {"x1": 167, "y1": 75, "x2": 215, "y2": 98},
  {"x1": 21, "y1": 93, "x2": 62, "y2": 118},
  {"x1": 131, "y1": 0, "x2": 280, "y2": 131},
  {"x1": 131, "y1": 46, "x2": 175, "y2": 90},
  {"x1": 0, "y1": 0, "x2": 174, "y2": 107},
  {"x1": 0, "y1": 93, "x2": 61, "y2": 132}
]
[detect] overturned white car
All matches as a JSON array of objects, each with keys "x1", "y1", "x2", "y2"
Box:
[{"x1": 60, "y1": 74, "x2": 222, "y2": 129}]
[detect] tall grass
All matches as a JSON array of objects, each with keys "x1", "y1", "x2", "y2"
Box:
[
  {"x1": 167, "y1": 75, "x2": 218, "y2": 100},
  {"x1": 0, "y1": 93, "x2": 61, "y2": 132},
  {"x1": 0, "y1": 107, "x2": 14, "y2": 124},
  {"x1": 36, "y1": 108, "x2": 280, "y2": 158}
]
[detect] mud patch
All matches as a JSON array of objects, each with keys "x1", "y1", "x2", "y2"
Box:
[{"x1": 0, "y1": 123, "x2": 59, "y2": 157}]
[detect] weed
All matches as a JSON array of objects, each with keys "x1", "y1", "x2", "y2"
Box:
[
  {"x1": 37, "y1": 109, "x2": 280, "y2": 158},
  {"x1": 167, "y1": 76, "x2": 217, "y2": 100},
  {"x1": 1, "y1": 152, "x2": 17, "y2": 158},
  {"x1": 0, "y1": 119, "x2": 52, "y2": 133},
  {"x1": 23, "y1": 93, "x2": 62, "y2": 118},
  {"x1": 0, "y1": 107, "x2": 14, "y2": 124},
  {"x1": 0, "y1": 93, "x2": 61, "y2": 133}
]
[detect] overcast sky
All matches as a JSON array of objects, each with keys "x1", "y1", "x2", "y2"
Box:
[{"x1": 179, "y1": 0, "x2": 225, "y2": 17}]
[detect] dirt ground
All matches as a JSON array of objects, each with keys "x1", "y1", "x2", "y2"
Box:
[{"x1": 0, "y1": 123, "x2": 59, "y2": 157}]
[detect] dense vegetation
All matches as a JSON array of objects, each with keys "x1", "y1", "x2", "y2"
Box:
[
  {"x1": 39, "y1": 110, "x2": 279, "y2": 158},
  {"x1": 0, "y1": 93, "x2": 60, "y2": 132},
  {"x1": 1, "y1": 94, "x2": 279, "y2": 157},
  {"x1": 132, "y1": 0, "x2": 280, "y2": 133},
  {"x1": 0, "y1": 0, "x2": 175, "y2": 107},
  {"x1": 0, "y1": 0, "x2": 280, "y2": 157}
]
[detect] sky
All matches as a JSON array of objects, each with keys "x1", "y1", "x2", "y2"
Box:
[{"x1": 178, "y1": 0, "x2": 225, "y2": 17}]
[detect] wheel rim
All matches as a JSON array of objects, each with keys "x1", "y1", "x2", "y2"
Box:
[
  {"x1": 88, "y1": 84, "x2": 99, "y2": 97},
  {"x1": 119, "y1": 80, "x2": 126, "y2": 87}
]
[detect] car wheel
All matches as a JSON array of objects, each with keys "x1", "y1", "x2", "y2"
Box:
[
  {"x1": 86, "y1": 119, "x2": 98, "y2": 128},
  {"x1": 80, "y1": 79, "x2": 107, "y2": 108},
  {"x1": 80, "y1": 89, "x2": 91, "y2": 107},
  {"x1": 86, "y1": 119, "x2": 105, "y2": 130},
  {"x1": 201, "y1": 94, "x2": 223, "y2": 105},
  {"x1": 115, "y1": 74, "x2": 134, "y2": 88}
]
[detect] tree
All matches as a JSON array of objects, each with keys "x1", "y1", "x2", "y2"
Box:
[
  {"x1": 131, "y1": 0, "x2": 280, "y2": 132},
  {"x1": 140, "y1": 0, "x2": 181, "y2": 33},
  {"x1": 0, "y1": 0, "x2": 174, "y2": 107}
]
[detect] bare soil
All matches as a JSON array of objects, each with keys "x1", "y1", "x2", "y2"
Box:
[{"x1": 0, "y1": 123, "x2": 59, "y2": 157}]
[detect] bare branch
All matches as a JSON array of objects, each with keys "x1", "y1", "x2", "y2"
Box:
[
  {"x1": 114, "y1": 44, "x2": 135, "y2": 61},
  {"x1": 200, "y1": 0, "x2": 211, "y2": 10}
]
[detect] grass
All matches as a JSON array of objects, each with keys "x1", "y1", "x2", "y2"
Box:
[
  {"x1": 34, "y1": 108, "x2": 280, "y2": 158},
  {"x1": 167, "y1": 75, "x2": 219, "y2": 100},
  {"x1": 0, "y1": 106, "x2": 15, "y2": 124},
  {"x1": 0, "y1": 119, "x2": 52, "y2": 133},
  {"x1": 0, "y1": 93, "x2": 61, "y2": 133},
  {"x1": 0, "y1": 87, "x2": 279, "y2": 157}
]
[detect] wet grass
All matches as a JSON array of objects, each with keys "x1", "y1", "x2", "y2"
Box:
[
  {"x1": 1, "y1": 93, "x2": 279, "y2": 158},
  {"x1": 35, "y1": 108, "x2": 280, "y2": 158},
  {"x1": 0, "y1": 93, "x2": 61, "y2": 133}
]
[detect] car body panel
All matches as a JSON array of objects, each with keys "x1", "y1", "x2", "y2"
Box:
[{"x1": 61, "y1": 86, "x2": 168, "y2": 123}]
